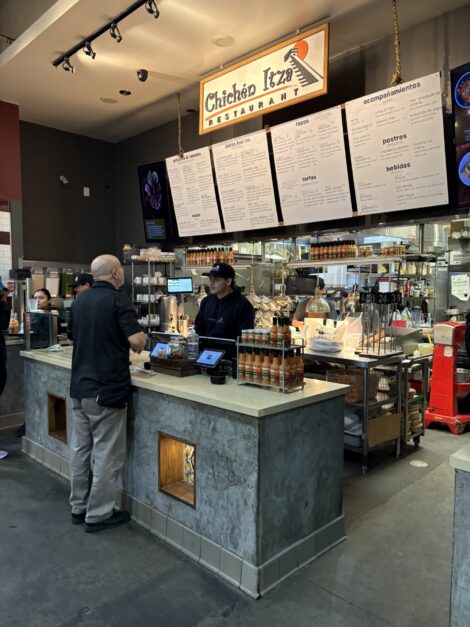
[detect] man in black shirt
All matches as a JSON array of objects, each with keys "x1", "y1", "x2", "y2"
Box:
[
  {"x1": 68, "y1": 255, "x2": 146, "y2": 533},
  {"x1": 195, "y1": 263, "x2": 254, "y2": 342}
]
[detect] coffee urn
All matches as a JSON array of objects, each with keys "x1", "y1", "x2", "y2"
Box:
[{"x1": 158, "y1": 295, "x2": 178, "y2": 333}]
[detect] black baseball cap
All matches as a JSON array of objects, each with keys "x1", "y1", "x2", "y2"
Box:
[
  {"x1": 70, "y1": 272, "x2": 94, "y2": 287},
  {"x1": 202, "y1": 263, "x2": 235, "y2": 280}
]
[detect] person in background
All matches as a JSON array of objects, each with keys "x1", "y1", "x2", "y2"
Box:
[
  {"x1": 33, "y1": 288, "x2": 55, "y2": 312},
  {"x1": 68, "y1": 254, "x2": 146, "y2": 533},
  {"x1": 67, "y1": 273, "x2": 94, "y2": 341},
  {"x1": 70, "y1": 273, "x2": 94, "y2": 296},
  {"x1": 292, "y1": 276, "x2": 337, "y2": 328},
  {"x1": 30, "y1": 289, "x2": 60, "y2": 348},
  {"x1": 195, "y1": 263, "x2": 254, "y2": 341},
  {"x1": 0, "y1": 284, "x2": 11, "y2": 460}
]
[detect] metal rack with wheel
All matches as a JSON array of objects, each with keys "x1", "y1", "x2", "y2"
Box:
[{"x1": 304, "y1": 349, "x2": 404, "y2": 473}]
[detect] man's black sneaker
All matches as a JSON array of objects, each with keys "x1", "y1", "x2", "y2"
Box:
[
  {"x1": 85, "y1": 510, "x2": 130, "y2": 533},
  {"x1": 71, "y1": 512, "x2": 86, "y2": 525}
]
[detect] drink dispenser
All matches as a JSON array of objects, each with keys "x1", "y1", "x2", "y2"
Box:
[{"x1": 158, "y1": 295, "x2": 177, "y2": 333}]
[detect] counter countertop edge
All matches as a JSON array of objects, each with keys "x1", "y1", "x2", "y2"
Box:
[
  {"x1": 21, "y1": 349, "x2": 349, "y2": 418},
  {"x1": 450, "y1": 444, "x2": 470, "y2": 473}
]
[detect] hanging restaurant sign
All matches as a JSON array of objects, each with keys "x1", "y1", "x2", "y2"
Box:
[{"x1": 199, "y1": 23, "x2": 329, "y2": 135}]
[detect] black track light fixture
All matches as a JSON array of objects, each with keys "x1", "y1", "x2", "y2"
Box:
[
  {"x1": 145, "y1": 0, "x2": 160, "y2": 19},
  {"x1": 62, "y1": 57, "x2": 75, "y2": 73},
  {"x1": 110, "y1": 22, "x2": 122, "y2": 43},
  {"x1": 52, "y1": 1, "x2": 162, "y2": 71},
  {"x1": 83, "y1": 41, "x2": 96, "y2": 59}
]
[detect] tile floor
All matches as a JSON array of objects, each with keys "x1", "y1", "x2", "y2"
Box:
[{"x1": 0, "y1": 425, "x2": 467, "y2": 627}]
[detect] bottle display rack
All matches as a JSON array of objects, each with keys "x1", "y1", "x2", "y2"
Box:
[{"x1": 236, "y1": 339, "x2": 305, "y2": 394}]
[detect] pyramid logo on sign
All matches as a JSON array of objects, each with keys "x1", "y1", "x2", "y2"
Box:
[{"x1": 284, "y1": 40, "x2": 323, "y2": 87}]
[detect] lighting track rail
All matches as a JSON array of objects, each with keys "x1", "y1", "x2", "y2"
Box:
[{"x1": 51, "y1": 0, "x2": 159, "y2": 70}]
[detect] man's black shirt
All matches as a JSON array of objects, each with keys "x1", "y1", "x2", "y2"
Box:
[
  {"x1": 194, "y1": 290, "x2": 254, "y2": 341},
  {"x1": 69, "y1": 281, "x2": 141, "y2": 403}
]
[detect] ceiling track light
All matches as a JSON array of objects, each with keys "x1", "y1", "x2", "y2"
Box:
[
  {"x1": 62, "y1": 57, "x2": 75, "y2": 73},
  {"x1": 110, "y1": 22, "x2": 122, "y2": 43},
  {"x1": 83, "y1": 41, "x2": 96, "y2": 59},
  {"x1": 52, "y1": 1, "x2": 161, "y2": 71},
  {"x1": 145, "y1": 0, "x2": 160, "y2": 19}
]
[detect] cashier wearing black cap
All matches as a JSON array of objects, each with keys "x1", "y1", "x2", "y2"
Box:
[
  {"x1": 67, "y1": 273, "x2": 94, "y2": 341},
  {"x1": 195, "y1": 263, "x2": 254, "y2": 341},
  {"x1": 71, "y1": 273, "x2": 94, "y2": 296}
]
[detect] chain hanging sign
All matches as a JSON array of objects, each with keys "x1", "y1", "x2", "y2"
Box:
[{"x1": 199, "y1": 24, "x2": 329, "y2": 135}]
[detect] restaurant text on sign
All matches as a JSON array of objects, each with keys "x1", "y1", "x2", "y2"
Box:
[{"x1": 199, "y1": 24, "x2": 329, "y2": 135}]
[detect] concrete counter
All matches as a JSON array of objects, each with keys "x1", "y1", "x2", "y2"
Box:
[
  {"x1": 21, "y1": 348, "x2": 349, "y2": 598},
  {"x1": 450, "y1": 445, "x2": 470, "y2": 626},
  {"x1": 21, "y1": 348, "x2": 347, "y2": 417}
]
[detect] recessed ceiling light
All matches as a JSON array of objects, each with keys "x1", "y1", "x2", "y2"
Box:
[
  {"x1": 100, "y1": 97, "x2": 118, "y2": 104},
  {"x1": 211, "y1": 34, "x2": 235, "y2": 47},
  {"x1": 119, "y1": 89, "x2": 132, "y2": 96}
]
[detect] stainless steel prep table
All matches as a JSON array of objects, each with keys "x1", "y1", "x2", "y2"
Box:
[{"x1": 304, "y1": 348, "x2": 405, "y2": 473}]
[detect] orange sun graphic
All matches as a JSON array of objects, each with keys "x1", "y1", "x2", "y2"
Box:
[{"x1": 294, "y1": 40, "x2": 308, "y2": 60}]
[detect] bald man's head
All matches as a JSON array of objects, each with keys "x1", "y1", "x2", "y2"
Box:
[{"x1": 91, "y1": 255, "x2": 124, "y2": 288}]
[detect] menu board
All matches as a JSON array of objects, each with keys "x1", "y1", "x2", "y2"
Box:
[
  {"x1": 271, "y1": 106, "x2": 353, "y2": 225},
  {"x1": 212, "y1": 131, "x2": 279, "y2": 232},
  {"x1": 165, "y1": 147, "x2": 222, "y2": 237},
  {"x1": 345, "y1": 73, "x2": 448, "y2": 215}
]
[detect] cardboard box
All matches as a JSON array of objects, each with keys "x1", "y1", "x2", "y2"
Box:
[{"x1": 368, "y1": 413, "x2": 401, "y2": 448}]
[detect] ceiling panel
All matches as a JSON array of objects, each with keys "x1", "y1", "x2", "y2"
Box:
[{"x1": 0, "y1": 0, "x2": 466, "y2": 142}]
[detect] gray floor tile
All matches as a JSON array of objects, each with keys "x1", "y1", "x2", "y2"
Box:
[{"x1": 0, "y1": 426, "x2": 465, "y2": 627}]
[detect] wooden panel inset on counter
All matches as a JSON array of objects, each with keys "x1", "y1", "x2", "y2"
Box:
[
  {"x1": 48, "y1": 393, "x2": 67, "y2": 443},
  {"x1": 158, "y1": 432, "x2": 196, "y2": 507}
]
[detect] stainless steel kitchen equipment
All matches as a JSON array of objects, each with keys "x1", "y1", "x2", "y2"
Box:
[{"x1": 158, "y1": 295, "x2": 178, "y2": 333}]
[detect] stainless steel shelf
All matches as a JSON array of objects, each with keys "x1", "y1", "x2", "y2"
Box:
[
  {"x1": 287, "y1": 256, "x2": 402, "y2": 268},
  {"x1": 180, "y1": 264, "x2": 253, "y2": 272},
  {"x1": 125, "y1": 258, "x2": 175, "y2": 265},
  {"x1": 346, "y1": 397, "x2": 398, "y2": 410}
]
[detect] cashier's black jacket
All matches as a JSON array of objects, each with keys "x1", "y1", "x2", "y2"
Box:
[
  {"x1": 69, "y1": 281, "x2": 141, "y2": 407},
  {"x1": 195, "y1": 289, "x2": 254, "y2": 341}
]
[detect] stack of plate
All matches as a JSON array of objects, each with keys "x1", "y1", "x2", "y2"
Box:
[{"x1": 309, "y1": 338, "x2": 343, "y2": 353}]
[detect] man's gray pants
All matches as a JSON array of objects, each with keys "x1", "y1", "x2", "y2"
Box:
[{"x1": 69, "y1": 398, "x2": 127, "y2": 523}]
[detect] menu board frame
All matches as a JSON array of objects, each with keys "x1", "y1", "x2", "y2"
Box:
[
  {"x1": 212, "y1": 130, "x2": 279, "y2": 233},
  {"x1": 271, "y1": 105, "x2": 353, "y2": 225},
  {"x1": 165, "y1": 147, "x2": 222, "y2": 238},
  {"x1": 345, "y1": 72, "x2": 449, "y2": 216}
]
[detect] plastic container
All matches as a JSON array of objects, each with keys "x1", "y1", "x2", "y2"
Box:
[{"x1": 187, "y1": 328, "x2": 199, "y2": 360}]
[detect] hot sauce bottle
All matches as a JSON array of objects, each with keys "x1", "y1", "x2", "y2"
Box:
[
  {"x1": 238, "y1": 348, "x2": 246, "y2": 382},
  {"x1": 262, "y1": 350, "x2": 271, "y2": 388},
  {"x1": 270, "y1": 354, "x2": 280, "y2": 391},
  {"x1": 253, "y1": 350, "x2": 263, "y2": 385}
]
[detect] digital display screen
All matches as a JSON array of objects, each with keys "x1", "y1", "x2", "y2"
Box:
[
  {"x1": 137, "y1": 160, "x2": 174, "y2": 242},
  {"x1": 150, "y1": 342, "x2": 170, "y2": 358},
  {"x1": 195, "y1": 349, "x2": 224, "y2": 368},
  {"x1": 451, "y1": 62, "x2": 470, "y2": 208},
  {"x1": 167, "y1": 277, "x2": 193, "y2": 294}
]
